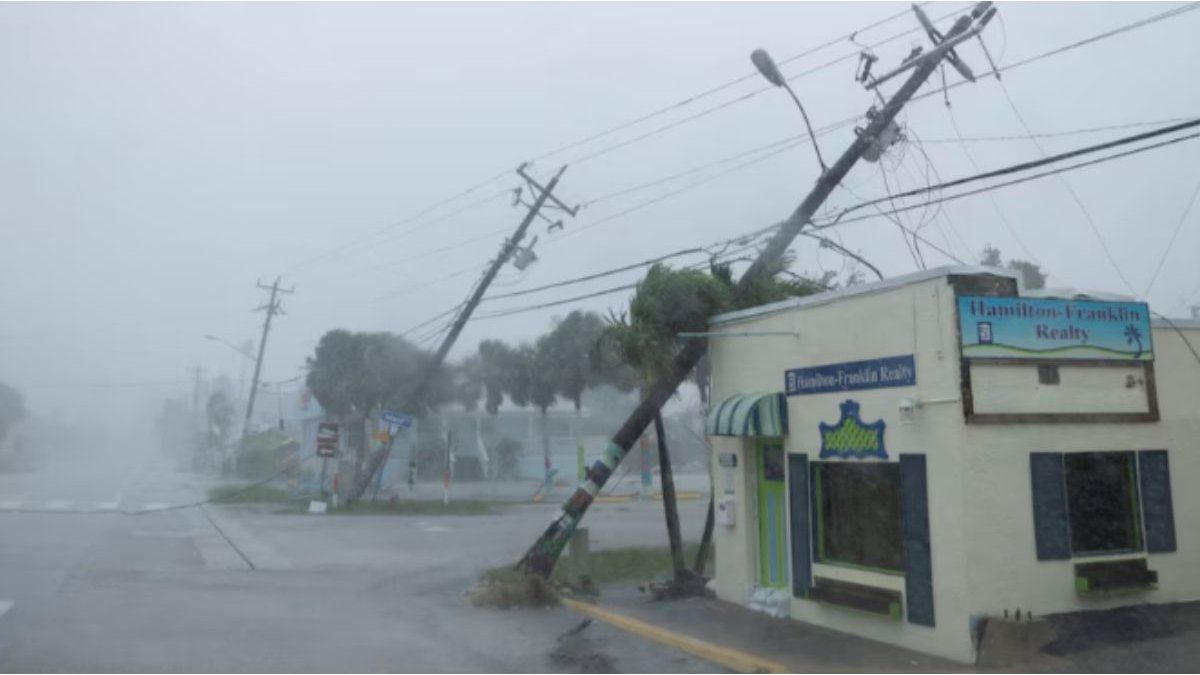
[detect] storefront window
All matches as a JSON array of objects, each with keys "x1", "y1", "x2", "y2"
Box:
[
  {"x1": 1064, "y1": 451, "x2": 1143, "y2": 555},
  {"x1": 812, "y1": 462, "x2": 905, "y2": 573}
]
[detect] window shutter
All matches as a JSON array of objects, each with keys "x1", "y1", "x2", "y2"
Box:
[
  {"x1": 900, "y1": 454, "x2": 934, "y2": 627},
  {"x1": 1138, "y1": 450, "x2": 1176, "y2": 554},
  {"x1": 1030, "y1": 452, "x2": 1071, "y2": 560},
  {"x1": 787, "y1": 453, "x2": 811, "y2": 598}
]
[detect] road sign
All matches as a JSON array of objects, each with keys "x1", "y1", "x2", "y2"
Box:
[
  {"x1": 317, "y1": 422, "x2": 339, "y2": 458},
  {"x1": 381, "y1": 410, "x2": 413, "y2": 428}
]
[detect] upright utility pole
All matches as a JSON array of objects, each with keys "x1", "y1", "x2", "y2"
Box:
[
  {"x1": 346, "y1": 164, "x2": 577, "y2": 502},
  {"x1": 240, "y1": 277, "x2": 293, "y2": 450},
  {"x1": 521, "y1": 2, "x2": 995, "y2": 576}
]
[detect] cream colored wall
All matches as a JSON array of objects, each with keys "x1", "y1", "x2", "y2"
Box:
[
  {"x1": 969, "y1": 361, "x2": 1152, "y2": 415},
  {"x1": 962, "y1": 325, "x2": 1200, "y2": 621},
  {"x1": 708, "y1": 276, "x2": 979, "y2": 662}
]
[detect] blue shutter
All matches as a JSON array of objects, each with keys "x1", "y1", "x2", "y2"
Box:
[
  {"x1": 1030, "y1": 452, "x2": 1071, "y2": 560},
  {"x1": 787, "y1": 453, "x2": 811, "y2": 598},
  {"x1": 900, "y1": 454, "x2": 934, "y2": 627},
  {"x1": 1138, "y1": 450, "x2": 1176, "y2": 554}
]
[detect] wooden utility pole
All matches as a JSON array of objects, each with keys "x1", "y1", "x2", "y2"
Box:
[
  {"x1": 240, "y1": 277, "x2": 293, "y2": 452},
  {"x1": 521, "y1": 2, "x2": 995, "y2": 577},
  {"x1": 347, "y1": 165, "x2": 577, "y2": 502}
]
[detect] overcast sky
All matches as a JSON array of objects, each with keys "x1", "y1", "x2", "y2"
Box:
[{"x1": 2, "y1": 1, "x2": 1199, "y2": 431}]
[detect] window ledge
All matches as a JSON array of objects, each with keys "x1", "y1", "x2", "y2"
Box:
[{"x1": 808, "y1": 576, "x2": 903, "y2": 620}]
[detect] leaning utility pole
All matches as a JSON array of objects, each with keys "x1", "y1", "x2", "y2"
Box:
[
  {"x1": 240, "y1": 276, "x2": 293, "y2": 451},
  {"x1": 521, "y1": 2, "x2": 995, "y2": 576},
  {"x1": 346, "y1": 164, "x2": 577, "y2": 502}
]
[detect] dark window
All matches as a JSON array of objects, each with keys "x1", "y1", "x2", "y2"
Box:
[
  {"x1": 1038, "y1": 364, "x2": 1060, "y2": 385},
  {"x1": 1064, "y1": 452, "x2": 1142, "y2": 555},
  {"x1": 762, "y1": 444, "x2": 785, "y2": 482},
  {"x1": 812, "y1": 462, "x2": 905, "y2": 573}
]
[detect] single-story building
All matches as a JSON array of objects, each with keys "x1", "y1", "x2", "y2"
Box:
[{"x1": 704, "y1": 265, "x2": 1199, "y2": 663}]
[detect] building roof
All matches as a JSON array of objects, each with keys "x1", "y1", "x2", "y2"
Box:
[{"x1": 709, "y1": 265, "x2": 1019, "y2": 327}]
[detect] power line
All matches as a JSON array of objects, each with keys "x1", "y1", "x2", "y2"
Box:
[
  {"x1": 358, "y1": 3, "x2": 1200, "y2": 311},
  {"x1": 1143, "y1": 173, "x2": 1200, "y2": 299},
  {"x1": 921, "y1": 116, "x2": 1195, "y2": 144},
  {"x1": 554, "y1": 5, "x2": 969, "y2": 170},
  {"x1": 526, "y1": 3, "x2": 945, "y2": 166},
  {"x1": 944, "y1": 102, "x2": 1043, "y2": 266},
  {"x1": 995, "y1": 79, "x2": 1138, "y2": 297},
  {"x1": 824, "y1": 118, "x2": 1200, "y2": 223},
  {"x1": 815, "y1": 129, "x2": 1200, "y2": 234}
]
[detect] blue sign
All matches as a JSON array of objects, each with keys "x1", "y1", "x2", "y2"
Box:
[
  {"x1": 785, "y1": 355, "x2": 916, "y2": 396},
  {"x1": 381, "y1": 410, "x2": 413, "y2": 428},
  {"x1": 958, "y1": 296, "x2": 1153, "y2": 361}
]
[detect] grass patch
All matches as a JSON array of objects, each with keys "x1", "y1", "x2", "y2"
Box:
[
  {"x1": 207, "y1": 484, "x2": 299, "y2": 505},
  {"x1": 334, "y1": 499, "x2": 496, "y2": 516},
  {"x1": 482, "y1": 543, "x2": 714, "y2": 587}
]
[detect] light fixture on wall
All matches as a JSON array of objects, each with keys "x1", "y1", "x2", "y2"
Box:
[{"x1": 899, "y1": 397, "x2": 920, "y2": 425}]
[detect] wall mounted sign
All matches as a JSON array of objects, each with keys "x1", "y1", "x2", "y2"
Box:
[
  {"x1": 785, "y1": 355, "x2": 916, "y2": 396},
  {"x1": 819, "y1": 399, "x2": 887, "y2": 460},
  {"x1": 958, "y1": 296, "x2": 1153, "y2": 361}
]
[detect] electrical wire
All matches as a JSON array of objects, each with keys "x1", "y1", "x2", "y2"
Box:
[
  {"x1": 823, "y1": 118, "x2": 1200, "y2": 223},
  {"x1": 996, "y1": 79, "x2": 1138, "y2": 298},
  {"x1": 815, "y1": 130, "x2": 1200, "y2": 235},
  {"x1": 945, "y1": 101, "x2": 1043, "y2": 266},
  {"x1": 1143, "y1": 174, "x2": 1200, "y2": 299}
]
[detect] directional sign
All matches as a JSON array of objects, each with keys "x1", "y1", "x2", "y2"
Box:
[
  {"x1": 316, "y1": 422, "x2": 339, "y2": 458},
  {"x1": 381, "y1": 410, "x2": 414, "y2": 428}
]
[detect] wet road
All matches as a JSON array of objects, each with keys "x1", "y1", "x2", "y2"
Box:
[{"x1": 0, "y1": 453, "x2": 718, "y2": 672}]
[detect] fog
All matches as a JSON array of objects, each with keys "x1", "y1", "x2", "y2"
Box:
[{"x1": 2, "y1": 1, "x2": 1199, "y2": 454}]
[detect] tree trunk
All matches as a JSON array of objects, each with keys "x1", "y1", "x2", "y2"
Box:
[
  {"x1": 693, "y1": 496, "x2": 715, "y2": 576},
  {"x1": 541, "y1": 407, "x2": 551, "y2": 488},
  {"x1": 654, "y1": 412, "x2": 686, "y2": 579}
]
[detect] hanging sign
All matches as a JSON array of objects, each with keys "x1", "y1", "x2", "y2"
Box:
[
  {"x1": 957, "y1": 296, "x2": 1153, "y2": 361},
  {"x1": 785, "y1": 355, "x2": 915, "y2": 396}
]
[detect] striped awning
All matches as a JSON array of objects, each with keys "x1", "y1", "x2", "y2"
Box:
[{"x1": 705, "y1": 392, "x2": 789, "y2": 437}]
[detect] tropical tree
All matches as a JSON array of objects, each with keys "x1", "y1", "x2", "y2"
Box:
[
  {"x1": 306, "y1": 330, "x2": 447, "y2": 502},
  {"x1": 205, "y1": 390, "x2": 235, "y2": 450},
  {"x1": 477, "y1": 339, "x2": 512, "y2": 415},
  {"x1": 540, "y1": 310, "x2": 609, "y2": 412},
  {"x1": 452, "y1": 354, "x2": 484, "y2": 413}
]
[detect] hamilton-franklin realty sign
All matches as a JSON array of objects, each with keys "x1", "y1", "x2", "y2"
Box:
[
  {"x1": 958, "y1": 295, "x2": 1153, "y2": 361},
  {"x1": 785, "y1": 355, "x2": 916, "y2": 396}
]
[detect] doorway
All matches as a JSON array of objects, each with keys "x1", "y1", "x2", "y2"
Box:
[{"x1": 756, "y1": 439, "x2": 787, "y2": 589}]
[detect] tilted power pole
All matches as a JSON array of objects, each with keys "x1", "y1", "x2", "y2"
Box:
[
  {"x1": 521, "y1": 2, "x2": 995, "y2": 576},
  {"x1": 346, "y1": 164, "x2": 577, "y2": 502},
  {"x1": 240, "y1": 276, "x2": 293, "y2": 452}
]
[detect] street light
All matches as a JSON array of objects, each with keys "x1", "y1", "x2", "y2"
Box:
[
  {"x1": 204, "y1": 334, "x2": 255, "y2": 361},
  {"x1": 751, "y1": 48, "x2": 828, "y2": 174}
]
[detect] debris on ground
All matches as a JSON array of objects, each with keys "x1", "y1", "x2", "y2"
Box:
[
  {"x1": 638, "y1": 569, "x2": 711, "y2": 602},
  {"x1": 469, "y1": 573, "x2": 560, "y2": 608}
]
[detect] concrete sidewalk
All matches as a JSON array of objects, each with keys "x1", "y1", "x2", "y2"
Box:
[
  {"x1": 565, "y1": 587, "x2": 1200, "y2": 673},
  {"x1": 574, "y1": 588, "x2": 966, "y2": 673}
]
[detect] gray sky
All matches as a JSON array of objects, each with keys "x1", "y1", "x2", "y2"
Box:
[{"x1": 2, "y1": 1, "x2": 1199, "y2": 431}]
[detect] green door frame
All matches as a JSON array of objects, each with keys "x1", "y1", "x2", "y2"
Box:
[{"x1": 756, "y1": 439, "x2": 787, "y2": 589}]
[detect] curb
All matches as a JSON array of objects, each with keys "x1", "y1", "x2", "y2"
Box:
[{"x1": 560, "y1": 597, "x2": 790, "y2": 674}]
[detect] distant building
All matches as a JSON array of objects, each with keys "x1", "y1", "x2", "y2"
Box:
[{"x1": 705, "y1": 266, "x2": 1198, "y2": 663}]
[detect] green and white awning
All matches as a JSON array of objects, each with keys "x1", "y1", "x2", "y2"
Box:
[{"x1": 706, "y1": 392, "x2": 789, "y2": 437}]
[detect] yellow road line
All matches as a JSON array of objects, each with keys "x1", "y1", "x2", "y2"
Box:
[{"x1": 560, "y1": 597, "x2": 790, "y2": 674}]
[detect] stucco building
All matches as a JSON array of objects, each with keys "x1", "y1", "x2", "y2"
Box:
[{"x1": 704, "y1": 266, "x2": 1198, "y2": 662}]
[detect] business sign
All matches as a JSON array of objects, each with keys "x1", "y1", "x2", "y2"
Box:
[
  {"x1": 958, "y1": 296, "x2": 1153, "y2": 361},
  {"x1": 316, "y1": 422, "x2": 339, "y2": 458},
  {"x1": 785, "y1": 355, "x2": 916, "y2": 396},
  {"x1": 381, "y1": 410, "x2": 414, "y2": 428}
]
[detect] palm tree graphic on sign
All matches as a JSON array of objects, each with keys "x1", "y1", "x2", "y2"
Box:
[{"x1": 1124, "y1": 324, "x2": 1144, "y2": 359}]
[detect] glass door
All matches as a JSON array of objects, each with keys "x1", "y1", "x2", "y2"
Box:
[{"x1": 757, "y1": 440, "x2": 787, "y2": 589}]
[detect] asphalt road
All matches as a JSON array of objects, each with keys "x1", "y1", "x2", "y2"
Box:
[{"x1": 0, "y1": 452, "x2": 719, "y2": 673}]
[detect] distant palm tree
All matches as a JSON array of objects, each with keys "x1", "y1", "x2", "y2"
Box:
[{"x1": 1124, "y1": 324, "x2": 1144, "y2": 358}]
